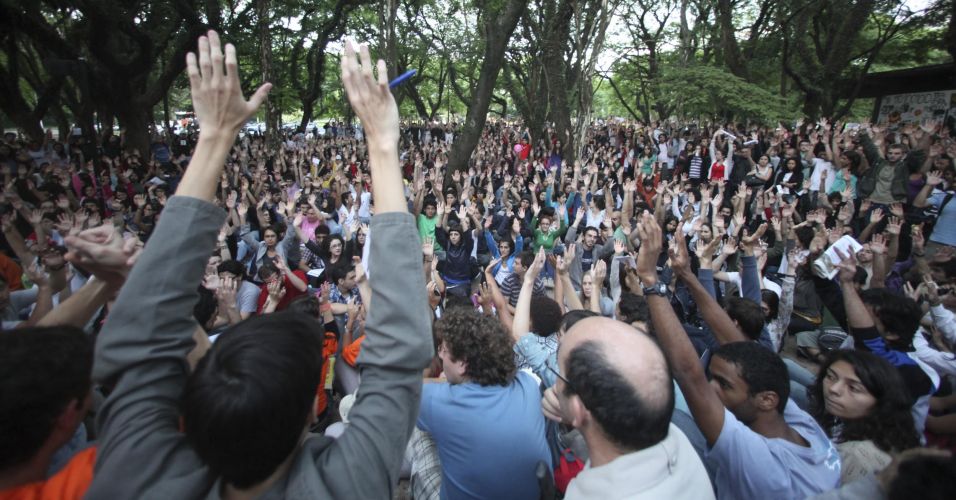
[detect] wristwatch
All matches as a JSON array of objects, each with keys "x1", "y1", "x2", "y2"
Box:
[{"x1": 643, "y1": 282, "x2": 668, "y2": 297}]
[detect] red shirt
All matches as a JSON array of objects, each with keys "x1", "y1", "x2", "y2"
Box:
[
  {"x1": 256, "y1": 270, "x2": 308, "y2": 313},
  {"x1": 710, "y1": 162, "x2": 726, "y2": 180}
]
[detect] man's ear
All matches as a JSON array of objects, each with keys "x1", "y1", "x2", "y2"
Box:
[
  {"x1": 566, "y1": 393, "x2": 591, "y2": 430},
  {"x1": 754, "y1": 390, "x2": 780, "y2": 413}
]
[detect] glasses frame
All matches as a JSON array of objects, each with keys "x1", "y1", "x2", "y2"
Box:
[{"x1": 545, "y1": 357, "x2": 574, "y2": 392}]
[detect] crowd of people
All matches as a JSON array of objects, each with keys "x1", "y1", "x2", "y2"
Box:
[{"x1": 2, "y1": 31, "x2": 956, "y2": 500}]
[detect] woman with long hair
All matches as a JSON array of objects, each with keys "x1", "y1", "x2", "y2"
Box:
[{"x1": 809, "y1": 350, "x2": 920, "y2": 483}]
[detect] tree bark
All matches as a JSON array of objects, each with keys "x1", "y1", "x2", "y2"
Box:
[
  {"x1": 258, "y1": 0, "x2": 279, "y2": 147},
  {"x1": 446, "y1": 0, "x2": 526, "y2": 177},
  {"x1": 716, "y1": 0, "x2": 750, "y2": 81}
]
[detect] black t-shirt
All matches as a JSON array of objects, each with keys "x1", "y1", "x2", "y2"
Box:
[{"x1": 581, "y1": 248, "x2": 595, "y2": 273}]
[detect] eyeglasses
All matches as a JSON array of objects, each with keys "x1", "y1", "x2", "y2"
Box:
[{"x1": 546, "y1": 357, "x2": 574, "y2": 391}]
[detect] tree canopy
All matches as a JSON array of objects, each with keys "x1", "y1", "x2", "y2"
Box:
[{"x1": 0, "y1": 0, "x2": 952, "y2": 158}]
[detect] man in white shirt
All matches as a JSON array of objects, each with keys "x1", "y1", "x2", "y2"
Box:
[{"x1": 541, "y1": 316, "x2": 714, "y2": 499}]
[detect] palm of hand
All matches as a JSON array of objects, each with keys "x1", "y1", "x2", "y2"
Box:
[
  {"x1": 340, "y1": 42, "x2": 399, "y2": 143},
  {"x1": 187, "y1": 32, "x2": 270, "y2": 135}
]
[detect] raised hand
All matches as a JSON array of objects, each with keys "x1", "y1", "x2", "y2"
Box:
[
  {"x1": 834, "y1": 247, "x2": 858, "y2": 283},
  {"x1": 64, "y1": 224, "x2": 141, "y2": 289},
  {"x1": 635, "y1": 212, "x2": 662, "y2": 284},
  {"x1": 869, "y1": 233, "x2": 888, "y2": 255},
  {"x1": 885, "y1": 216, "x2": 902, "y2": 236},
  {"x1": 266, "y1": 279, "x2": 286, "y2": 302},
  {"x1": 889, "y1": 202, "x2": 904, "y2": 218},
  {"x1": 340, "y1": 41, "x2": 399, "y2": 144},
  {"x1": 187, "y1": 31, "x2": 271, "y2": 136},
  {"x1": 527, "y1": 247, "x2": 547, "y2": 281},
  {"x1": 216, "y1": 274, "x2": 238, "y2": 305},
  {"x1": 422, "y1": 236, "x2": 434, "y2": 258},
  {"x1": 926, "y1": 170, "x2": 944, "y2": 187}
]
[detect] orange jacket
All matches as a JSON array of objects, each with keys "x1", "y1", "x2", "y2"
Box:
[{"x1": 0, "y1": 447, "x2": 96, "y2": 500}]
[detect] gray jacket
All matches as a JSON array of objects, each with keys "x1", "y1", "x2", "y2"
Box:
[
  {"x1": 563, "y1": 224, "x2": 616, "y2": 291},
  {"x1": 87, "y1": 196, "x2": 433, "y2": 499}
]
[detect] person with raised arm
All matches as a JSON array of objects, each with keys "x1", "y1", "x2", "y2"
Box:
[
  {"x1": 635, "y1": 211, "x2": 840, "y2": 500},
  {"x1": 84, "y1": 33, "x2": 432, "y2": 499}
]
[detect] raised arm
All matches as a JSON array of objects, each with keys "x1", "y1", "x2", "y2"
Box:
[
  {"x1": 672, "y1": 225, "x2": 750, "y2": 344},
  {"x1": 512, "y1": 248, "x2": 545, "y2": 341},
  {"x1": 324, "y1": 41, "x2": 434, "y2": 498},
  {"x1": 84, "y1": 31, "x2": 271, "y2": 498},
  {"x1": 636, "y1": 212, "x2": 726, "y2": 445}
]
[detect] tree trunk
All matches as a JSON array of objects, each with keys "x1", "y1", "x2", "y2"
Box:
[
  {"x1": 542, "y1": 0, "x2": 575, "y2": 162},
  {"x1": 679, "y1": 0, "x2": 693, "y2": 65},
  {"x1": 258, "y1": 0, "x2": 279, "y2": 147},
  {"x1": 446, "y1": 0, "x2": 526, "y2": 177},
  {"x1": 116, "y1": 105, "x2": 151, "y2": 156},
  {"x1": 716, "y1": 0, "x2": 749, "y2": 81}
]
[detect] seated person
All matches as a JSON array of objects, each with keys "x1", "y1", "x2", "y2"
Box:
[
  {"x1": 809, "y1": 350, "x2": 919, "y2": 483},
  {"x1": 540, "y1": 316, "x2": 714, "y2": 499},
  {"x1": 0, "y1": 327, "x2": 96, "y2": 499},
  {"x1": 635, "y1": 212, "x2": 841, "y2": 500},
  {"x1": 410, "y1": 307, "x2": 552, "y2": 500},
  {"x1": 81, "y1": 34, "x2": 434, "y2": 499}
]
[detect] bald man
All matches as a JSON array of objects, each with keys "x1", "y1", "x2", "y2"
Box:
[{"x1": 542, "y1": 317, "x2": 714, "y2": 499}]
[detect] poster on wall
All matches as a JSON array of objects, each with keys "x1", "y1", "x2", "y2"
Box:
[{"x1": 876, "y1": 90, "x2": 956, "y2": 134}]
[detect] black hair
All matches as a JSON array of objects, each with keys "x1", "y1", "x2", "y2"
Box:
[
  {"x1": 561, "y1": 309, "x2": 599, "y2": 332},
  {"x1": 795, "y1": 226, "x2": 815, "y2": 249},
  {"x1": 530, "y1": 296, "x2": 562, "y2": 337},
  {"x1": 328, "y1": 263, "x2": 355, "y2": 286},
  {"x1": 564, "y1": 340, "x2": 674, "y2": 451},
  {"x1": 809, "y1": 350, "x2": 919, "y2": 453},
  {"x1": 887, "y1": 453, "x2": 956, "y2": 500},
  {"x1": 498, "y1": 237, "x2": 516, "y2": 256},
  {"x1": 859, "y1": 288, "x2": 922, "y2": 350},
  {"x1": 217, "y1": 260, "x2": 246, "y2": 279},
  {"x1": 712, "y1": 341, "x2": 790, "y2": 413},
  {"x1": 321, "y1": 234, "x2": 346, "y2": 261},
  {"x1": 181, "y1": 312, "x2": 323, "y2": 489},
  {"x1": 0, "y1": 326, "x2": 92, "y2": 470},
  {"x1": 287, "y1": 294, "x2": 321, "y2": 318},
  {"x1": 841, "y1": 150, "x2": 862, "y2": 174},
  {"x1": 618, "y1": 292, "x2": 650, "y2": 325},
  {"x1": 725, "y1": 297, "x2": 766, "y2": 340},
  {"x1": 591, "y1": 196, "x2": 606, "y2": 211},
  {"x1": 518, "y1": 250, "x2": 536, "y2": 269},
  {"x1": 761, "y1": 290, "x2": 779, "y2": 323},
  {"x1": 314, "y1": 224, "x2": 331, "y2": 237},
  {"x1": 194, "y1": 286, "x2": 218, "y2": 329}
]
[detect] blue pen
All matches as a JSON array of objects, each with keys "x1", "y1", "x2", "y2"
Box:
[{"x1": 389, "y1": 69, "x2": 417, "y2": 88}]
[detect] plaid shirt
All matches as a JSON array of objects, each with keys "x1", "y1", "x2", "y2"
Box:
[
  {"x1": 329, "y1": 283, "x2": 361, "y2": 323},
  {"x1": 299, "y1": 243, "x2": 325, "y2": 270}
]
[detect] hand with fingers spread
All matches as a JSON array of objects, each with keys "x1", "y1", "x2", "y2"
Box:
[
  {"x1": 834, "y1": 248, "x2": 859, "y2": 284},
  {"x1": 885, "y1": 216, "x2": 902, "y2": 236},
  {"x1": 216, "y1": 274, "x2": 238, "y2": 306},
  {"x1": 422, "y1": 236, "x2": 434, "y2": 259},
  {"x1": 869, "y1": 234, "x2": 888, "y2": 255},
  {"x1": 186, "y1": 31, "x2": 271, "y2": 137},
  {"x1": 339, "y1": 41, "x2": 399, "y2": 145}
]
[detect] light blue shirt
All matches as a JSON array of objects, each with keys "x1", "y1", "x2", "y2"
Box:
[
  {"x1": 418, "y1": 371, "x2": 552, "y2": 500},
  {"x1": 706, "y1": 400, "x2": 841, "y2": 500}
]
